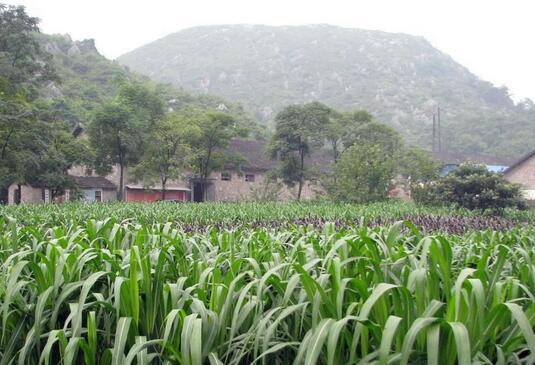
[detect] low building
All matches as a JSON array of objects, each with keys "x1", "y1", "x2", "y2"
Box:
[
  {"x1": 190, "y1": 138, "x2": 327, "y2": 202},
  {"x1": 69, "y1": 176, "x2": 117, "y2": 202},
  {"x1": 5, "y1": 176, "x2": 116, "y2": 205},
  {"x1": 7, "y1": 184, "x2": 50, "y2": 205},
  {"x1": 3, "y1": 138, "x2": 328, "y2": 204},
  {"x1": 504, "y1": 150, "x2": 535, "y2": 202}
]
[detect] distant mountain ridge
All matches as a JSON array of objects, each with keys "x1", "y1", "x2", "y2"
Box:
[{"x1": 117, "y1": 24, "x2": 535, "y2": 158}]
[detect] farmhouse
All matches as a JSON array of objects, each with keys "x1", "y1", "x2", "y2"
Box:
[
  {"x1": 5, "y1": 175, "x2": 116, "y2": 204},
  {"x1": 504, "y1": 150, "x2": 535, "y2": 202},
  {"x1": 3, "y1": 138, "x2": 326, "y2": 204},
  {"x1": 69, "y1": 176, "x2": 117, "y2": 202},
  {"x1": 195, "y1": 138, "x2": 327, "y2": 202}
]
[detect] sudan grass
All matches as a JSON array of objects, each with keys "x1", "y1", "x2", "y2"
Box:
[
  {"x1": 0, "y1": 216, "x2": 534, "y2": 364},
  {"x1": 0, "y1": 201, "x2": 532, "y2": 229}
]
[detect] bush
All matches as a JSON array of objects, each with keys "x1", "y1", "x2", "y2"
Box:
[
  {"x1": 411, "y1": 181, "x2": 443, "y2": 206},
  {"x1": 413, "y1": 163, "x2": 525, "y2": 211}
]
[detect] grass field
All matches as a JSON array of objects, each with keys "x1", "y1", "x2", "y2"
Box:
[{"x1": 0, "y1": 202, "x2": 534, "y2": 364}]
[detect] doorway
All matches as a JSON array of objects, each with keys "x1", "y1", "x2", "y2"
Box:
[{"x1": 193, "y1": 183, "x2": 204, "y2": 202}]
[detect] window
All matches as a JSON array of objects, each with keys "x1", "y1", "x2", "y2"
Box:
[
  {"x1": 94, "y1": 190, "x2": 102, "y2": 202},
  {"x1": 221, "y1": 172, "x2": 231, "y2": 181},
  {"x1": 245, "y1": 174, "x2": 255, "y2": 182}
]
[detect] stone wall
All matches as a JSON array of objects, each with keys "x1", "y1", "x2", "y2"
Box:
[
  {"x1": 505, "y1": 154, "x2": 535, "y2": 200},
  {"x1": 101, "y1": 189, "x2": 117, "y2": 202},
  {"x1": 209, "y1": 170, "x2": 320, "y2": 201},
  {"x1": 7, "y1": 185, "x2": 44, "y2": 204}
]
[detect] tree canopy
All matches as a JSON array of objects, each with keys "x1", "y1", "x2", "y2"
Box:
[
  {"x1": 88, "y1": 82, "x2": 164, "y2": 200},
  {"x1": 186, "y1": 109, "x2": 242, "y2": 200},
  {"x1": 270, "y1": 102, "x2": 331, "y2": 200},
  {"x1": 131, "y1": 111, "x2": 201, "y2": 199}
]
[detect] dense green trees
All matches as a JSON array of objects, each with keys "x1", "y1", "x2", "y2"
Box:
[
  {"x1": 330, "y1": 143, "x2": 396, "y2": 202},
  {"x1": 88, "y1": 82, "x2": 164, "y2": 200},
  {"x1": 131, "y1": 111, "x2": 200, "y2": 199},
  {"x1": 270, "y1": 101, "x2": 410, "y2": 202},
  {"x1": 325, "y1": 110, "x2": 373, "y2": 164},
  {"x1": 0, "y1": 4, "x2": 85, "y2": 203},
  {"x1": 0, "y1": 4, "x2": 256, "y2": 204},
  {"x1": 328, "y1": 121, "x2": 403, "y2": 202},
  {"x1": 269, "y1": 100, "x2": 442, "y2": 203},
  {"x1": 399, "y1": 147, "x2": 439, "y2": 183},
  {"x1": 269, "y1": 102, "x2": 331, "y2": 200},
  {"x1": 187, "y1": 110, "x2": 242, "y2": 201}
]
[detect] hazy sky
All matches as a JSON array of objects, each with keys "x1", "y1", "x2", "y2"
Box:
[{"x1": 7, "y1": 0, "x2": 535, "y2": 102}]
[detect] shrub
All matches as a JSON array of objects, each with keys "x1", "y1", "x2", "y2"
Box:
[
  {"x1": 413, "y1": 163, "x2": 525, "y2": 211},
  {"x1": 411, "y1": 181, "x2": 443, "y2": 206}
]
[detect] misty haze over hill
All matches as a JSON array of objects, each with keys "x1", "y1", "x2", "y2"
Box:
[{"x1": 117, "y1": 24, "x2": 535, "y2": 158}]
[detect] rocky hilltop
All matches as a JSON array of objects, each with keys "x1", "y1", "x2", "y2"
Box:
[{"x1": 118, "y1": 24, "x2": 535, "y2": 157}]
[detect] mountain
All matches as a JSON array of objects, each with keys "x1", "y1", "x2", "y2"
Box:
[
  {"x1": 117, "y1": 24, "x2": 535, "y2": 158},
  {"x1": 34, "y1": 33, "x2": 258, "y2": 132}
]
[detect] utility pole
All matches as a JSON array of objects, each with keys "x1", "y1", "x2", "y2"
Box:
[
  {"x1": 437, "y1": 106, "x2": 442, "y2": 152},
  {"x1": 432, "y1": 113, "x2": 436, "y2": 152}
]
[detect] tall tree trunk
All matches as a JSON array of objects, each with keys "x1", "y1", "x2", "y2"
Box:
[
  {"x1": 297, "y1": 180, "x2": 303, "y2": 201},
  {"x1": 161, "y1": 177, "x2": 167, "y2": 200},
  {"x1": 201, "y1": 148, "x2": 213, "y2": 202},
  {"x1": 297, "y1": 148, "x2": 305, "y2": 201},
  {"x1": 16, "y1": 183, "x2": 21, "y2": 204},
  {"x1": 332, "y1": 141, "x2": 338, "y2": 185},
  {"x1": 118, "y1": 164, "x2": 125, "y2": 201}
]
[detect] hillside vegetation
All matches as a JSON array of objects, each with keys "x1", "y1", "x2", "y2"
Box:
[
  {"x1": 35, "y1": 33, "x2": 257, "y2": 131},
  {"x1": 118, "y1": 24, "x2": 535, "y2": 158}
]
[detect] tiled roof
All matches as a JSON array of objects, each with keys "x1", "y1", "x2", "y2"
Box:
[
  {"x1": 71, "y1": 176, "x2": 116, "y2": 189},
  {"x1": 224, "y1": 138, "x2": 333, "y2": 171},
  {"x1": 505, "y1": 150, "x2": 535, "y2": 174}
]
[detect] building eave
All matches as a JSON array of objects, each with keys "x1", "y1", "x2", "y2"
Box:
[
  {"x1": 125, "y1": 184, "x2": 191, "y2": 192},
  {"x1": 504, "y1": 150, "x2": 535, "y2": 175}
]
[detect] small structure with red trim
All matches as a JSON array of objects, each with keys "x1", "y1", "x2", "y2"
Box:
[{"x1": 124, "y1": 184, "x2": 190, "y2": 202}]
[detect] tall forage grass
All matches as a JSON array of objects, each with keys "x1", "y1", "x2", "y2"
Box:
[{"x1": 0, "y1": 215, "x2": 534, "y2": 364}]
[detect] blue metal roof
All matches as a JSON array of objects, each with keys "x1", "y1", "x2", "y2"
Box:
[{"x1": 440, "y1": 163, "x2": 509, "y2": 176}]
